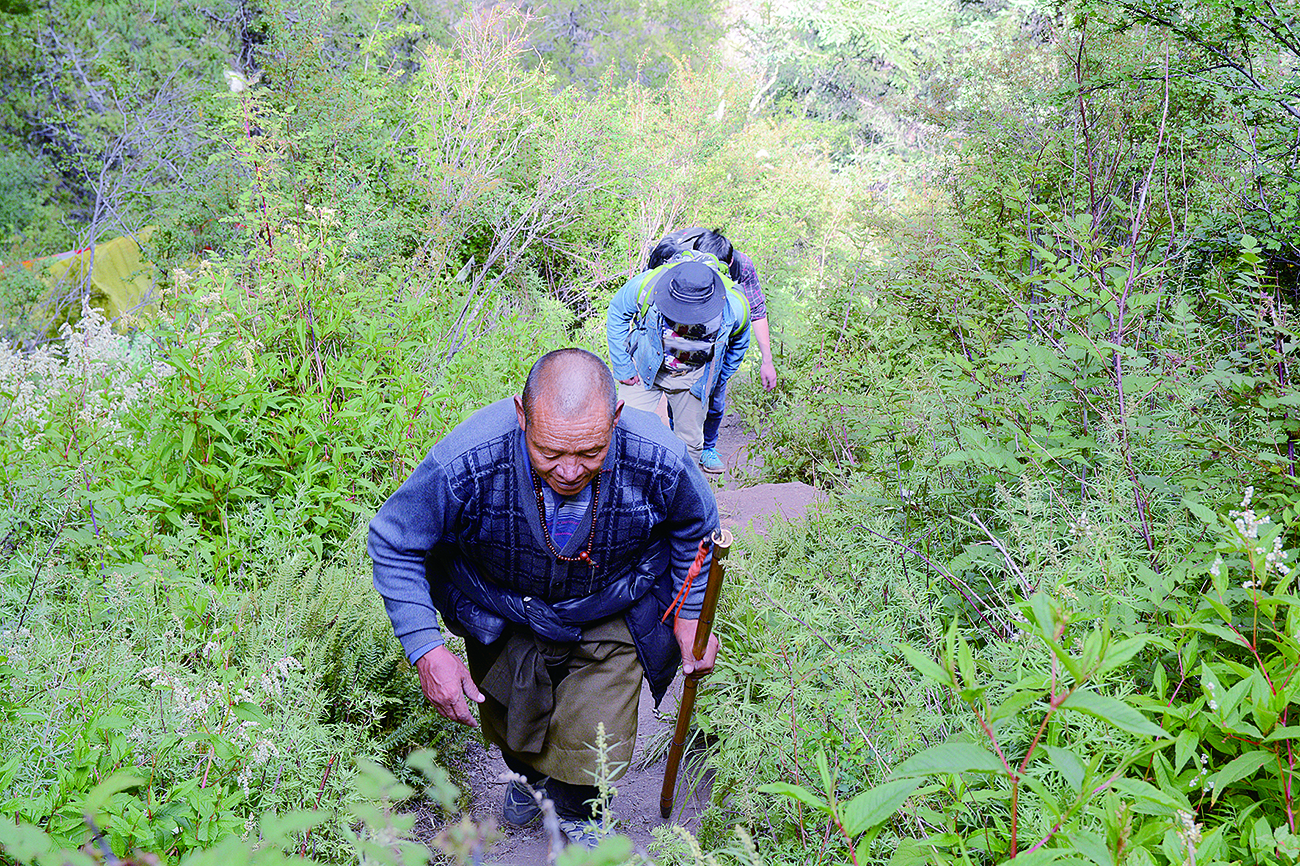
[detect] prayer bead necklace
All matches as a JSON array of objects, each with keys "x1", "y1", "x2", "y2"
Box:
[{"x1": 532, "y1": 472, "x2": 600, "y2": 568}]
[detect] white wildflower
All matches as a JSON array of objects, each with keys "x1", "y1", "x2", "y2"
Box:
[
  {"x1": 275, "y1": 656, "x2": 303, "y2": 676},
  {"x1": 1069, "y1": 512, "x2": 1096, "y2": 538},
  {"x1": 1265, "y1": 534, "x2": 1290, "y2": 576},
  {"x1": 1229, "y1": 487, "x2": 1269, "y2": 540},
  {"x1": 1175, "y1": 809, "x2": 1202, "y2": 847}
]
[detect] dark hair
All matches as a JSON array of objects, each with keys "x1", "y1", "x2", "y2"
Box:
[
  {"x1": 522, "y1": 348, "x2": 617, "y2": 422},
  {"x1": 646, "y1": 238, "x2": 680, "y2": 270},
  {"x1": 697, "y1": 228, "x2": 743, "y2": 282}
]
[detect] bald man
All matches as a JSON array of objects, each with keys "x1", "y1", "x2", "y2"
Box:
[{"x1": 368, "y1": 348, "x2": 720, "y2": 848}]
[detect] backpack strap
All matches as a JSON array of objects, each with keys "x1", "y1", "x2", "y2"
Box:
[
  {"x1": 726, "y1": 286, "x2": 750, "y2": 337},
  {"x1": 635, "y1": 274, "x2": 658, "y2": 322}
]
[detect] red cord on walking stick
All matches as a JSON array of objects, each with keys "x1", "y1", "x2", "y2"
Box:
[
  {"x1": 661, "y1": 537, "x2": 711, "y2": 625},
  {"x1": 660, "y1": 528, "x2": 731, "y2": 820}
]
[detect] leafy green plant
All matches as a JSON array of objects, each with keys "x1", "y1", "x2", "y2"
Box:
[
  {"x1": 880, "y1": 596, "x2": 1167, "y2": 864},
  {"x1": 1134, "y1": 487, "x2": 1300, "y2": 864},
  {"x1": 758, "y1": 749, "x2": 921, "y2": 866}
]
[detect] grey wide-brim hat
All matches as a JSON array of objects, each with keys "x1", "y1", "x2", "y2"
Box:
[{"x1": 653, "y1": 260, "x2": 725, "y2": 324}]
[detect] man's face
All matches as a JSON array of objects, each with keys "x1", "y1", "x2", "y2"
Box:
[{"x1": 515, "y1": 396, "x2": 622, "y2": 496}]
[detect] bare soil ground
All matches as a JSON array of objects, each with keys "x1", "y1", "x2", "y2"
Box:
[{"x1": 418, "y1": 403, "x2": 824, "y2": 864}]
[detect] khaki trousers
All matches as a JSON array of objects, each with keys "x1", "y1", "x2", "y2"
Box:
[
  {"x1": 619, "y1": 365, "x2": 708, "y2": 460},
  {"x1": 466, "y1": 617, "x2": 642, "y2": 786}
]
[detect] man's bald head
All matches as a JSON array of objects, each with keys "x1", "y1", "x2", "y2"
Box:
[
  {"x1": 521, "y1": 348, "x2": 618, "y2": 424},
  {"x1": 516, "y1": 349, "x2": 621, "y2": 495}
]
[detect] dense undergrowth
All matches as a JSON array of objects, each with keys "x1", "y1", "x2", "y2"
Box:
[
  {"x1": 694, "y1": 6, "x2": 1300, "y2": 863},
  {"x1": 3, "y1": 0, "x2": 1300, "y2": 865}
]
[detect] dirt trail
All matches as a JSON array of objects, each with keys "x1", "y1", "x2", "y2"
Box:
[{"x1": 426, "y1": 402, "x2": 824, "y2": 864}]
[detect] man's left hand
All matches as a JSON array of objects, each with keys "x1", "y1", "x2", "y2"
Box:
[
  {"x1": 760, "y1": 361, "x2": 778, "y2": 390},
  {"x1": 672, "y1": 617, "x2": 719, "y2": 677}
]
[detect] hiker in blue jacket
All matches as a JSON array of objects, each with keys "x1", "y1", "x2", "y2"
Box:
[
  {"x1": 369, "y1": 348, "x2": 719, "y2": 849},
  {"x1": 605, "y1": 252, "x2": 750, "y2": 468},
  {"x1": 648, "y1": 227, "x2": 776, "y2": 474}
]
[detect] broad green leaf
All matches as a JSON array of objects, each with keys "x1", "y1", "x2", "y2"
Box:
[
  {"x1": 259, "y1": 810, "x2": 330, "y2": 848},
  {"x1": 1173, "y1": 729, "x2": 1198, "y2": 773},
  {"x1": 1113, "y1": 777, "x2": 1190, "y2": 814},
  {"x1": 199, "y1": 413, "x2": 233, "y2": 442},
  {"x1": 1265, "y1": 726, "x2": 1300, "y2": 742},
  {"x1": 0, "y1": 822, "x2": 54, "y2": 862},
  {"x1": 1199, "y1": 661, "x2": 1223, "y2": 705},
  {"x1": 990, "y1": 685, "x2": 1046, "y2": 723},
  {"x1": 83, "y1": 772, "x2": 145, "y2": 816},
  {"x1": 889, "y1": 838, "x2": 937, "y2": 866},
  {"x1": 1220, "y1": 676, "x2": 1255, "y2": 724},
  {"x1": 956, "y1": 632, "x2": 977, "y2": 691},
  {"x1": 1203, "y1": 596, "x2": 1234, "y2": 626},
  {"x1": 1068, "y1": 829, "x2": 1116, "y2": 866},
  {"x1": 1196, "y1": 823, "x2": 1226, "y2": 863},
  {"x1": 1020, "y1": 772, "x2": 1063, "y2": 819},
  {"x1": 1249, "y1": 816, "x2": 1274, "y2": 860},
  {"x1": 231, "y1": 701, "x2": 272, "y2": 728},
  {"x1": 1096, "y1": 636, "x2": 1150, "y2": 675},
  {"x1": 1042, "y1": 745, "x2": 1085, "y2": 794},
  {"x1": 815, "y1": 750, "x2": 833, "y2": 801},
  {"x1": 1211, "y1": 750, "x2": 1275, "y2": 804},
  {"x1": 855, "y1": 834, "x2": 877, "y2": 864},
  {"x1": 841, "y1": 778, "x2": 922, "y2": 836},
  {"x1": 891, "y1": 742, "x2": 1008, "y2": 778},
  {"x1": 1179, "y1": 622, "x2": 1249, "y2": 649},
  {"x1": 756, "y1": 782, "x2": 830, "y2": 814},
  {"x1": 92, "y1": 714, "x2": 130, "y2": 731},
  {"x1": 898, "y1": 643, "x2": 950, "y2": 686},
  {"x1": 1058, "y1": 688, "x2": 1167, "y2": 738},
  {"x1": 1252, "y1": 669, "x2": 1280, "y2": 732},
  {"x1": 1030, "y1": 592, "x2": 1055, "y2": 637}
]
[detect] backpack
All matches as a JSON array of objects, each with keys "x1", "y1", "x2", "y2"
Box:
[
  {"x1": 646, "y1": 227, "x2": 708, "y2": 270},
  {"x1": 662, "y1": 226, "x2": 708, "y2": 252}
]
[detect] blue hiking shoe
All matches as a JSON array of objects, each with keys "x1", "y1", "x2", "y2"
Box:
[
  {"x1": 502, "y1": 778, "x2": 542, "y2": 826},
  {"x1": 699, "y1": 447, "x2": 724, "y2": 474}
]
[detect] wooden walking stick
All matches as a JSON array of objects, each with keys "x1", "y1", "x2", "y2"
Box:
[{"x1": 660, "y1": 528, "x2": 731, "y2": 819}]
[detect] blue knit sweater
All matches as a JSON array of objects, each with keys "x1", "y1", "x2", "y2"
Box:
[{"x1": 368, "y1": 398, "x2": 719, "y2": 700}]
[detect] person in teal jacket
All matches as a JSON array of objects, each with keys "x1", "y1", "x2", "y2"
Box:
[{"x1": 605, "y1": 251, "x2": 750, "y2": 465}]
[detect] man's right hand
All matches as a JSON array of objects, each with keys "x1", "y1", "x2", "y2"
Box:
[
  {"x1": 415, "y1": 646, "x2": 484, "y2": 727},
  {"x1": 619, "y1": 375, "x2": 639, "y2": 386}
]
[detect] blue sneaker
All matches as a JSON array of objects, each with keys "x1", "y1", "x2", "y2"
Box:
[
  {"x1": 699, "y1": 447, "x2": 724, "y2": 474},
  {"x1": 502, "y1": 778, "x2": 542, "y2": 826}
]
